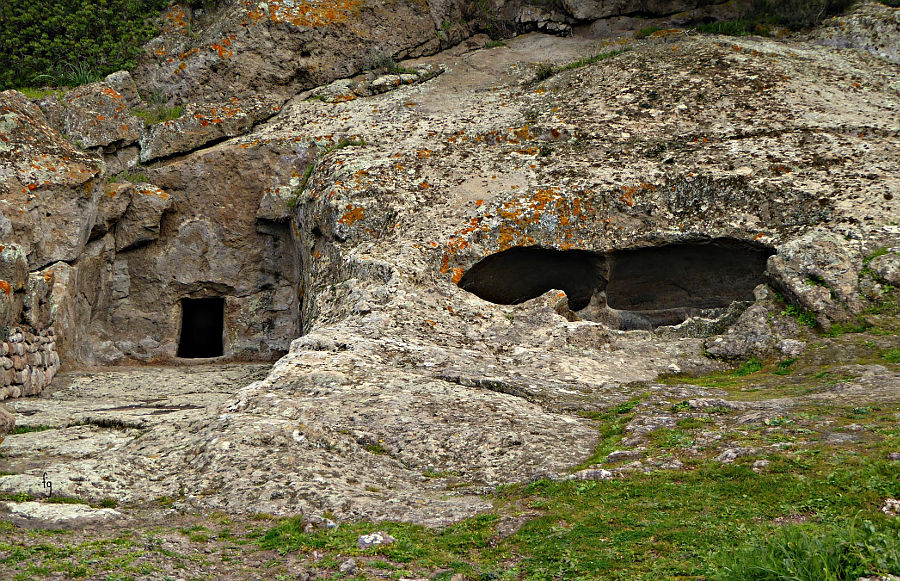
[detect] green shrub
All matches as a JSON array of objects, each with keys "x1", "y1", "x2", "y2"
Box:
[
  {"x1": 0, "y1": 0, "x2": 170, "y2": 90},
  {"x1": 733, "y1": 357, "x2": 763, "y2": 377},
  {"x1": 714, "y1": 519, "x2": 900, "y2": 580},
  {"x1": 697, "y1": 19, "x2": 766, "y2": 36},
  {"x1": 695, "y1": 0, "x2": 857, "y2": 37}
]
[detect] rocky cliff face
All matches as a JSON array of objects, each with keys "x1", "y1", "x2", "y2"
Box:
[
  {"x1": 0, "y1": 82, "x2": 301, "y2": 367},
  {"x1": 0, "y1": 1, "x2": 897, "y2": 518}
]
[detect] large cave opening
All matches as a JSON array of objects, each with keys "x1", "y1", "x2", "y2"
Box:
[
  {"x1": 177, "y1": 297, "x2": 225, "y2": 358},
  {"x1": 457, "y1": 246, "x2": 605, "y2": 311},
  {"x1": 457, "y1": 239, "x2": 773, "y2": 328},
  {"x1": 605, "y1": 239, "x2": 773, "y2": 311}
]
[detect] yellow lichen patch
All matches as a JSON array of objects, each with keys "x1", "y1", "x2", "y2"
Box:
[
  {"x1": 244, "y1": 0, "x2": 361, "y2": 28},
  {"x1": 42, "y1": 271, "x2": 54, "y2": 283},
  {"x1": 338, "y1": 205, "x2": 364, "y2": 226}
]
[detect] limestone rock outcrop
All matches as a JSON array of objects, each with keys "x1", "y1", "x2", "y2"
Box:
[
  {"x1": 0, "y1": 90, "x2": 103, "y2": 269},
  {"x1": 138, "y1": 96, "x2": 282, "y2": 162},
  {"x1": 814, "y1": 1, "x2": 900, "y2": 63},
  {"x1": 0, "y1": 2, "x2": 897, "y2": 523},
  {"x1": 2, "y1": 84, "x2": 300, "y2": 369},
  {"x1": 132, "y1": 0, "x2": 445, "y2": 104},
  {"x1": 0, "y1": 405, "x2": 13, "y2": 438}
]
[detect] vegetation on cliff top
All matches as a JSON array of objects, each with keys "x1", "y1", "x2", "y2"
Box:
[{"x1": 0, "y1": 0, "x2": 169, "y2": 90}]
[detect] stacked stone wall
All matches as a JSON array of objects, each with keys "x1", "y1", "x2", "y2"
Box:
[{"x1": 0, "y1": 327, "x2": 60, "y2": 401}]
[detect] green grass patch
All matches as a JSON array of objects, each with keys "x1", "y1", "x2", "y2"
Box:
[
  {"x1": 882, "y1": 348, "x2": 900, "y2": 363},
  {"x1": 132, "y1": 105, "x2": 183, "y2": 126},
  {"x1": 782, "y1": 304, "x2": 818, "y2": 328},
  {"x1": 363, "y1": 441, "x2": 389, "y2": 455},
  {"x1": 863, "y1": 247, "x2": 889, "y2": 266},
  {"x1": 696, "y1": 19, "x2": 767, "y2": 36},
  {"x1": 773, "y1": 357, "x2": 798, "y2": 376},
  {"x1": 733, "y1": 357, "x2": 763, "y2": 377},
  {"x1": 692, "y1": 0, "x2": 857, "y2": 37},
  {"x1": 534, "y1": 49, "x2": 629, "y2": 83},
  {"x1": 715, "y1": 518, "x2": 900, "y2": 580},
  {"x1": 822, "y1": 320, "x2": 871, "y2": 337},
  {"x1": 287, "y1": 164, "x2": 316, "y2": 210},
  {"x1": 9, "y1": 425, "x2": 55, "y2": 435},
  {"x1": 570, "y1": 399, "x2": 641, "y2": 469},
  {"x1": 46, "y1": 495, "x2": 89, "y2": 505},
  {"x1": 13, "y1": 87, "x2": 65, "y2": 100},
  {"x1": 557, "y1": 49, "x2": 628, "y2": 73},
  {"x1": 322, "y1": 137, "x2": 367, "y2": 155},
  {"x1": 107, "y1": 170, "x2": 148, "y2": 184}
]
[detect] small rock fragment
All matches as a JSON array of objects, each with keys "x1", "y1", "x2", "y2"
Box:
[
  {"x1": 716, "y1": 447, "x2": 755, "y2": 463},
  {"x1": 569, "y1": 468, "x2": 613, "y2": 480},
  {"x1": 357, "y1": 531, "x2": 397, "y2": 549},
  {"x1": 338, "y1": 557, "x2": 357, "y2": 574},
  {"x1": 752, "y1": 459, "x2": 770, "y2": 472},
  {"x1": 606, "y1": 449, "x2": 642, "y2": 463}
]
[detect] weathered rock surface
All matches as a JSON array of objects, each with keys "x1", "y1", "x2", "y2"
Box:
[
  {"x1": 138, "y1": 96, "x2": 282, "y2": 162},
  {"x1": 133, "y1": 0, "x2": 446, "y2": 103},
  {"x1": 2, "y1": 85, "x2": 302, "y2": 365},
  {"x1": 870, "y1": 251, "x2": 900, "y2": 286},
  {"x1": 1, "y1": 10, "x2": 898, "y2": 526},
  {"x1": 1, "y1": 501, "x2": 121, "y2": 529},
  {"x1": 813, "y1": 1, "x2": 900, "y2": 64},
  {"x1": 767, "y1": 230, "x2": 864, "y2": 328},
  {"x1": 0, "y1": 90, "x2": 103, "y2": 269},
  {"x1": 113, "y1": 183, "x2": 174, "y2": 251},
  {"x1": 59, "y1": 79, "x2": 143, "y2": 150},
  {"x1": 0, "y1": 405, "x2": 13, "y2": 438}
]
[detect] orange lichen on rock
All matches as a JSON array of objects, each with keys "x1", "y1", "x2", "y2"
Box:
[
  {"x1": 244, "y1": 0, "x2": 361, "y2": 27},
  {"x1": 0, "y1": 280, "x2": 10, "y2": 296},
  {"x1": 100, "y1": 87, "x2": 123, "y2": 99},
  {"x1": 619, "y1": 182, "x2": 655, "y2": 207},
  {"x1": 138, "y1": 187, "x2": 170, "y2": 199},
  {"x1": 338, "y1": 205, "x2": 364, "y2": 226}
]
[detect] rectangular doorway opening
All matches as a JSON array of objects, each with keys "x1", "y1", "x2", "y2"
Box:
[{"x1": 177, "y1": 297, "x2": 225, "y2": 358}]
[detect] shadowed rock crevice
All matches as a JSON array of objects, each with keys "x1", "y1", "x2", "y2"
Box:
[
  {"x1": 458, "y1": 240, "x2": 774, "y2": 328},
  {"x1": 457, "y1": 247, "x2": 606, "y2": 311}
]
